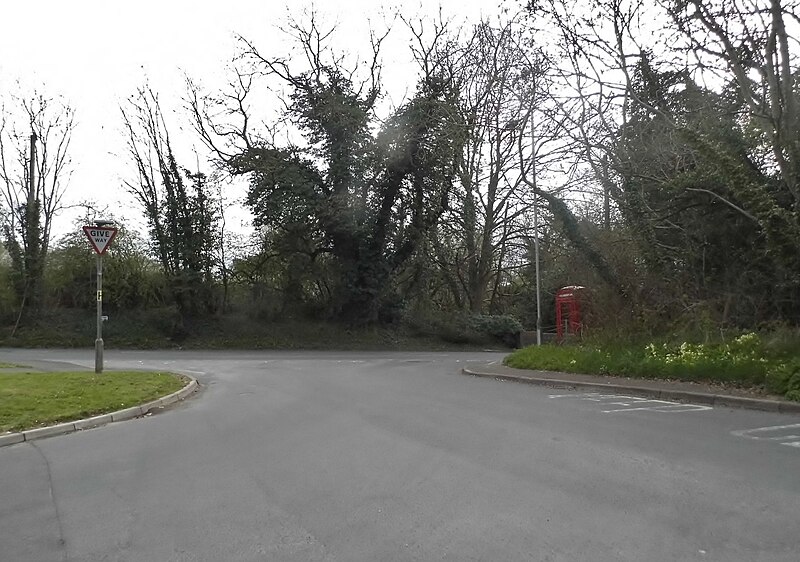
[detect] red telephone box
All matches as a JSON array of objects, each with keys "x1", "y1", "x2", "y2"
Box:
[{"x1": 556, "y1": 286, "x2": 585, "y2": 342}]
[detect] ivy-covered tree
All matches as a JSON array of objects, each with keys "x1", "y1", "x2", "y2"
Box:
[
  {"x1": 122, "y1": 86, "x2": 219, "y2": 320},
  {"x1": 529, "y1": 0, "x2": 800, "y2": 327},
  {"x1": 192, "y1": 15, "x2": 466, "y2": 322},
  {"x1": 611, "y1": 58, "x2": 783, "y2": 323}
]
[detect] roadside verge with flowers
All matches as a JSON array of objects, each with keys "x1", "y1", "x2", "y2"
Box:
[{"x1": 504, "y1": 333, "x2": 800, "y2": 401}]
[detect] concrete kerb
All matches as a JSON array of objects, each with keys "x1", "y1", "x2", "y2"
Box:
[
  {"x1": 0, "y1": 376, "x2": 198, "y2": 448},
  {"x1": 778, "y1": 400, "x2": 800, "y2": 414},
  {"x1": 462, "y1": 367, "x2": 800, "y2": 414},
  {"x1": 73, "y1": 414, "x2": 113, "y2": 431},
  {"x1": 111, "y1": 406, "x2": 145, "y2": 422}
]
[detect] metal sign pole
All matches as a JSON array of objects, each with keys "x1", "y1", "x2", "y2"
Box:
[
  {"x1": 95, "y1": 254, "x2": 103, "y2": 374},
  {"x1": 84, "y1": 221, "x2": 116, "y2": 373}
]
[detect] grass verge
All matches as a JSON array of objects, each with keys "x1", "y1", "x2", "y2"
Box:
[
  {"x1": 0, "y1": 370, "x2": 186, "y2": 433},
  {"x1": 504, "y1": 333, "x2": 800, "y2": 401}
]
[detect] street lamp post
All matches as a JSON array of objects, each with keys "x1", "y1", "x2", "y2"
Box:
[{"x1": 530, "y1": 115, "x2": 542, "y2": 346}]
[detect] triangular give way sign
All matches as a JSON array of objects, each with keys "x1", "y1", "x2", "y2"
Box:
[{"x1": 83, "y1": 225, "x2": 118, "y2": 255}]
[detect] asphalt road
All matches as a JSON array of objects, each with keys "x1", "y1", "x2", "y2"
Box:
[{"x1": 1, "y1": 349, "x2": 799, "y2": 562}]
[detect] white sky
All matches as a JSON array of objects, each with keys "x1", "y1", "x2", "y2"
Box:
[{"x1": 0, "y1": 0, "x2": 504, "y2": 240}]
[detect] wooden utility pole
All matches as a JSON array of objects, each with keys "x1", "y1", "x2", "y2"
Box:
[
  {"x1": 25, "y1": 131, "x2": 38, "y2": 306},
  {"x1": 602, "y1": 155, "x2": 611, "y2": 229}
]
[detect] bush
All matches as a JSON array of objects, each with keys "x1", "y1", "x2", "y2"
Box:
[
  {"x1": 402, "y1": 307, "x2": 492, "y2": 346},
  {"x1": 402, "y1": 308, "x2": 523, "y2": 348},
  {"x1": 408, "y1": 314, "x2": 479, "y2": 344},
  {"x1": 469, "y1": 315, "x2": 523, "y2": 347},
  {"x1": 766, "y1": 360, "x2": 800, "y2": 399}
]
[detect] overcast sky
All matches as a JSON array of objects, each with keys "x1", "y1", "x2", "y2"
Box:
[{"x1": 0, "y1": 0, "x2": 504, "y2": 238}]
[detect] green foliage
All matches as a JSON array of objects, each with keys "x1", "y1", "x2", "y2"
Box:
[
  {"x1": 227, "y1": 34, "x2": 466, "y2": 323},
  {"x1": 44, "y1": 231, "x2": 92, "y2": 308},
  {"x1": 125, "y1": 306, "x2": 185, "y2": 340},
  {"x1": 0, "y1": 298, "x2": 505, "y2": 351},
  {"x1": 638, "y1": 335, "x2": 768, "y2": 385},
  {"x1": 123, "y1": 87, "x2": 220, "y2": 319},
  {"x1": 611, "y1": 55, "x2": 800, "y2": 327},
  {"x1": 402, "y1": 306, "x2": 521, "y2": 347},
  {"x1": 2, "y1": 199, "x2": 45, "y2": 316},
  {"x1": 403, "y1": 308, "x2": 488, "y2": 346},
  {"x1": 46, "y1": 227, "x2": 168, "y2": 311},
  {"x1": 469, "y1": 315, "x2": 523, "y2": 346},
  {"x1": 765, "y1": 360, "x2": 800, "y2": 398},
  {"x1": 505, "y1": 332, "x2": 800, "y2": 400},
  {"x1": 0, "y1": 249, "x2": 17, "y2": 323}
]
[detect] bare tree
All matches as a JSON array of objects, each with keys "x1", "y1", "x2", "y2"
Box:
[
  {"x1": 665, "y1": 0, "x2": 799, "y2": 203},
  {"x1": 413, "y1": 16, "x2": 551, "y2": 312},
  {"x1": 0, "y1": 90, "x2": 74, "y2": 321}
]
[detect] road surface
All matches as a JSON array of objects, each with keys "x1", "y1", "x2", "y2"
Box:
[{"x1": 1, "y1": 349, "x2": 798, "y2": 561}]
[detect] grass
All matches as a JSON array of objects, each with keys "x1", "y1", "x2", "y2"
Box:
[
  {"x1": 0, "y1": 362, "x2": 24, "y2": 369},
  {"x1": 0, "y1": 370, "x2": 186, "y2": 433},
  {"x1": 504, "y1": 333, "x2": 800, "y2": 401}
]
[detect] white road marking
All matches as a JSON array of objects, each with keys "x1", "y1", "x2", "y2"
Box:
[
  {"x1": 731, "y1": 423, "x2": 800, "y2": 449},
  {"x1": 731, "y1": 423, "x2": 800, "y2": 439},
  {"x1": 549, "y1": 392, "x2": 711, "y2": 414},
  {"x1": 603, "y1": 404, "x2": 712, "y2": 413}
]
